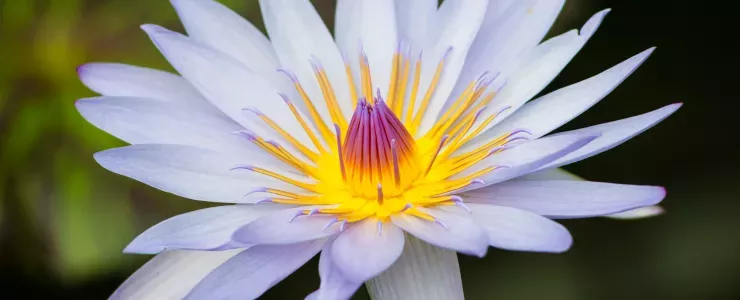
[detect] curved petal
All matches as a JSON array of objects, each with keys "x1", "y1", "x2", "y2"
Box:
[
  {"x1": 308, "y1": 237, "x2": 363, "y2": 300},
  {"x1": 77, "y1": 63, "x2": 211, "y2": 109},
  {"x1": 110, "y1": 249, "x2": 242, "y2": 300},
  {"x1": 514, "y1": 167, "x2": 583, "y2": 181},
  {"x1": 141, "y1": 25, "x2": 318, "y2": 153},
  {"x1": 94, "y1": 144, "x2": 305, "y2": 204},
  {"x1": 445, "y1": 204, "x2": 572, "y2": 253},
  {"x1": 185, "y1": 240, "x2": 325, "y2": 300},
  {"x1": 540, "y1": 103, "x2": 682, "y2": 169},
  {"x1": 453, "y1": 133, "x2": 599, "y2": 192},
  {"x1": 480, "y1": 47, "x2": 655, "y2": 142},
  {"x1": 259, "y1": 0, "x2": 352, "y2": 120},
  {"x1": 391, "y1": 208, "x2": 488, "y2": 257},
  {"x1": 75, "y1": 96, "x2": 248, "y2": 153},
  {"x1": 124, "y1": 204, "x2": 285, "y2": 254},
  {"x1": 453, "y1": 0, "x2": 564, "y2": 102},
  {"x1": 335, "y1": 0, "x2": 397, "y2": 96},
  {"x1": 417, "y1": 0, "x2": 488, "y2": 135},
  {"x1": 232, "y1": 207, "x2": 341, "y2": 245},
  {"x1": 331, "y1": 219, "x2": 404, "y2": 282},
  {"x1": 394, "y1": 0, "x2": 436, "y2": 56},
  {"x1": 463, "y1": 180, "x2": 666, "y2": 219},
  {"x1": 170, "y1": 0, "x2": 279, "y2": 77},
  {"x1": 475, "y1": 9, "x2": 610, "y2": 135}
]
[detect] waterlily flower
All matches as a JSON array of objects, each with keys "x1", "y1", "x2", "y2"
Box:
[{"x1": 77, "y1": 0, "x2": 680, "y2": 299}]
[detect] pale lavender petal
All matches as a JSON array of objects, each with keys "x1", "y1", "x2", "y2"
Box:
[
  {"x1": 393, "y1": 0, "x2": 436, "y2": 56},
  {"x1": 540, "y1": 103, "x2": 682, "y2": 169},
  {"x1": 478, "y1": 48, "x2": 655, "y2": 142},
  {"x1": 232, "y1": 207, "x2": 341, "y2": 245},
  {"x1": 75, "y1": 96, "x2": 247, "y2": 154},
  {"x1": 331, "y1": 219, "x2": 404, "y2": 282},
  {"x1": 124, "y1": 204, "x2": 285, "y2": 254},
  {"x1": 111, "y1": 249, "x2": 242, "y2": 300},
  {"x1": 185, "y1": 240, "x2": 325, "y2": 300},
  {"x1": 170, "y1": 0, "x2": 280, "y2": 76},
  {"x1": 463, "y1": 180, "x2": 665, "y2": 219},
  {"x1": 514, "y1": 167, "x2": 583, "y2": 181},
  {"x1": 77, "y1": 62, "x2": 211, "y2": 110},
  {"x1": 94, "y1": 144, "x2": 304, "y2": 204},
  {"x1": 453, "y1": 133, "x2": 599, "y2": 192},
  {"x1": 444, "y1": 203, "x2": 572, "y2": 253},
  {"x1": 307, "y1": 237, "x2": 363, "y2": 300},
  {"x1": 391, "y1": 208, "x2": 488, "y2": 257}
]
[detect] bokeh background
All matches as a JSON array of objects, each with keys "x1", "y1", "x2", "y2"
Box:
[{"x1": 0, "y1": 0, "x2": 737, "y2": 299}]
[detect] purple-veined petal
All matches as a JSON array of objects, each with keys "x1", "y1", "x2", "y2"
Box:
[
  {"x1": 110, "y1": 249, "x2": 242, "y2": 300},
  {"x1": 76, "y1": 96, "x2": 249, "y2": 154},
  {"x1": 453, "y1": 133, "x2": 599, "y2": 192},
  {"x1": 232, "y1": 207, "x2": 341, "y2": 245},
  {"x1": 170, "y1": 0, "x2": 280, "y2": 77},
  {"x1": 391, "y1": 208, "x2": 488, "y2": 257},
  {"x1": 124, "y1": 204, "x2": 286, "y2": 254},
  {"x1": 335, "y1": 0, "x2": 397, "y2": 97},
  {"x1": 259, "y1": 0, "x2": 352, "y2": 121},
  {"x1": 540, "y1": 103, "x2": 682, "y2": 169},
  {"x1": 462, "y1": 180, "x2": 666, "y2": 219},
  {"x1": 307, "y1": 237, "x2": 363, "y2": 300},
  {"x1": 94, "y1": 144, "x2": 306, "y2": 204},
  {"x1": 185, "y1": 240, "x2": 326, "y2": 300},
  {"x1": 331, "y1": 219, "x2": 405, "y2": 282},
  {"x1": 473, "y1": 9, "x2": 610, "y2": 135},
  {"x1": 394, "y1": 0, "x2": 436, "y2": 56},
  {"x1": 479, "y1": 47, "x2": 655, "y2": 142},
  {"x1": 417, "y1": 0, "x2": 488, "y2": 135},
  {"x1": 443, "y1": 204, "x2": 572, "y2": 253},
  {"x1": 77, "y1": 63, "x2": 212, "y2": 110},
  {"x1": 141, "y1": 25, "x2": 319, "y2": 153}
]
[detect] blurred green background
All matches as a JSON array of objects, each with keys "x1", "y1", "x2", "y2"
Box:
[{"x1": 0, "y1": 0, "x2": 737, "y2": 299}]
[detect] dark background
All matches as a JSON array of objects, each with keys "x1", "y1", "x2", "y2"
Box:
[{"x1": 0, "y1": 0, "x2": 737, "y2": 299}]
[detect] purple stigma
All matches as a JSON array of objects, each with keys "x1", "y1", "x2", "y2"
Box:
[
  {"x1": 231, "y1": 165, "x2": 255, "y2": 172},
  {"x1": 434, "y1": 218, "x2": 449, "y2": 230},
  {"x1": 288, "y1": 210, "x2": 305, "y2": 223},
  {"x1": 255, "y1": 198, "x2": 273, "y2": 204},
  {"x1": 323, "y1": 218, "x2": 339, "y2": 230},
  {"x1": 377, "y1": 221, "x2": 383, "y2": 236}
]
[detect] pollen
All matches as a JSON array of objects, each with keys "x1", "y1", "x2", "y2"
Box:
[{"x1": 239, "y1": 46, "x2": 529, "y2": 224}]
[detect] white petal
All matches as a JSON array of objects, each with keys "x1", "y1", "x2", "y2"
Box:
[
  {"x1": 309, "y1": 238, "x2": 363, "y2": 300},
  {"x1": 417, "y1": 0, "x2": 488, "y2": 135},
  {"x1": 232, "y1": 207, "x2": 341, "y2": 245},
  {"x1": 141, "y1": 24, "x2": 318, "y2": 152},
  {"x1": 394, "y1": 0, "x2": 437, "y2": 56},
  {"x1": 110, "y1": 249, "x2": 242, "y2": 300},
  {"x1": 170, "y1": 0, "x2": 279, "y2": 78},
  {"x1": 463, "y1": 180, "x2": 666, "y2": 219},
  {"x1": 335, "y1": 0, "x2": 397, "y2": 97},
  {"x1": 475, "y1": 9, "x2": 610, "y2": 135},
  {"x1": 606, "y1": 206, "x2": 665, "y2": 220},
  {"x1": 391, "y1": 208, "x2": 488, "y2": 257},
  {"x1": 77, "y1": 63, "x2": 211, "y2": 109},
  {"x1": 76, "y1": 96, "x2": 249, "y2": 154},
  {"x1": 454, "y1": 0, "x2": 564, "y2": 101},
  {"x1": 445, "y1": 204, "x2": 572, "y2": 253},
  {"x1": 331, "y1": 219, "x2": 404, "y2": 282},
  {"x1": 124, "y1": 204, "x2": 285, "y2": 254},
  {"x1": 540, "y1": 103, "x2": 682, "y2": 169},
  {"x1": 186, "y1": 240, "x2": 325, "y2": 300},
  {"x1": 480, "y1": 47, "x2": 655, "y2": 142},
  {"x1": 259, "y1": 0, "x2": 352, "y2": 121},
  {"x1": 366, "y1": 235, "x2": 465, "y2": 300},
  {"x1": 453, "y1": 133, "x2": 599, "y2": 192},
  {"x1": 94, "y1": 144, "x2": 305, "y2": 204}
]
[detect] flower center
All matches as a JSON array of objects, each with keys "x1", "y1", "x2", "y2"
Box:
[{"x1": 238, "y1": 46, "x2": 529, "y2": 223}]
